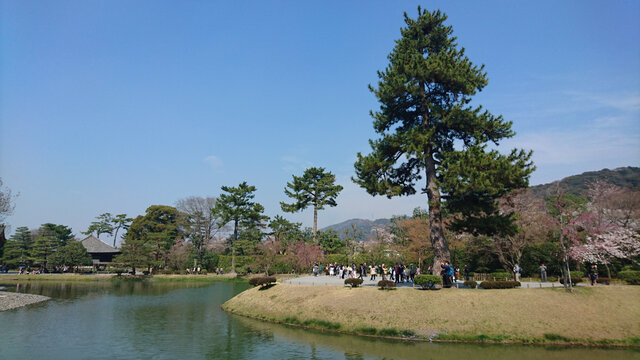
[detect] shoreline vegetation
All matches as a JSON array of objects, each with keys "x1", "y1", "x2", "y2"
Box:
[
  {"x1": 222, "y1": 283, "x2": 640, "y2": 348},
  {"x1": 0, "y1": 273, "x2": 250, "y2": 283}
]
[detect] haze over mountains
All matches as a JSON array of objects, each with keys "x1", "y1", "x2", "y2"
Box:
[{"x1": 322, "y1": 166, "x2": 639, "y2": 240}]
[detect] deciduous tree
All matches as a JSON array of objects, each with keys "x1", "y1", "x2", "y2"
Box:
[
  {"x1": 176, "y1": 196, "x2": 221, "y2": 266},
  {"x1": 281, "y1": 167, "x2": 343, "y2": 243},
  {"x1": 353, "y1": 8, "x2": 534, "y2": 275},
  {"x1": 493, "y1": 190, "x2": 551, "y2": 276}
]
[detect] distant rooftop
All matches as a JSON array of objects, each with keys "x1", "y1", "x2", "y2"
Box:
[{"x1": 79, "y1": 235, "x2": 120, "y2": 254}]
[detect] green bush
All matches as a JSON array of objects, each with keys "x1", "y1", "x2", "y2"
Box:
[
  {"x1": 248, "y1": 276, "x2": 277, "y2": 288},
  {"x1": 378, "y1": 328, "x2": 399, "y2": 337},
  {"x1": 344, "y1": 278, "x2": 363, "y2": 287},
  {"x1": 618, "y1": 270, "x2": 640, "y2": 285},
  {"x1": 109, "y1": 268, "x2": 126, "y2": 276},
  {"x1": 463, "y1": 280, "x2": 477, "y2": 288},
  {"x1": 479, "y1": 280, "x2": 520, "y2": 289},
  {"x1": 325, "y1": 254, "x2": 348, "y2": 265},
  {"x1": 414, "y1": 274, "x2": 442, "y2": 289},
  {"x1": 356, "y1": 327, "x2": 378, "y2": 335},
  {"x1": 377, "y1": 280, "x2": 396, "y2": 290},
  {"x1": 490, "y1": 272, "x2": 512, "y2": 280},
  {"x1": 559, "y1": 271, "x2": 584, "y2": 285}
]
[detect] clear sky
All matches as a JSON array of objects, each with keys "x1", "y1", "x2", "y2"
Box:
[{"x1": 2, "y1": 1, "x2": 639, "y2": 244}]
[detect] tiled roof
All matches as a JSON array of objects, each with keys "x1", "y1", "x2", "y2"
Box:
[{"x1": 79, "y1": 235, "x2": 120, "y2": 254}]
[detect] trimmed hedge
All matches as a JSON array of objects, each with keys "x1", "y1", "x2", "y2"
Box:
[
  {"x1": 618, "y1": 270, "x2": 640, "y2": 285},
  {"x1": 248, "y1": 276, "x2": 277, "y2": 288},
  {"x1": 479, "y1": 280, "x2": 521, "y2": 289},
  {"x1": 414, "y1": 274, "x2": 442, "y2": 290},
  {"x1": 463, "y1": 280, "x2": 477, "y2": 289},
  {"x1": 344, "y1": 278, "x2": 363, "y2": 288},
  {"x1": 377, "y1": 280, "x2": 396, "y2": 290},
  {"x1": 596, "y1": 277, "x2": 610, "y2": 285}
]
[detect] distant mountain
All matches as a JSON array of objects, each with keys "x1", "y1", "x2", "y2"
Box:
[
  {"x1": 530, "y1": 166, "x2": 640, "y2": 199},
  {"x1": 321, "y1": 218, "x2": 392, "y2": 241},
  {"x1": 321, "y1": 167, "x2": 639, "y2": 241}
]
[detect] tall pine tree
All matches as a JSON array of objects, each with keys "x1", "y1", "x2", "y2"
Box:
[
  {"x1": 353, "y1": 8, "x2": 534, "y2": 275},
  {"x1": 212, "y1": 182, "x2": 268, "y2": 273},
  {"x1": 281, "y1": 167, "x2": 343, "y2": 243}
]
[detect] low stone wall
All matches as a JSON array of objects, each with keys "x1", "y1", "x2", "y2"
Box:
[{"x1": 0, "y1": 291, "x2": 50, "y2": 311}]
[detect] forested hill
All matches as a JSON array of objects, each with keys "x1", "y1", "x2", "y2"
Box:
[
  {"x1": 321, "y1": 218, "x2": 391, "y2": 241},
  {"x1": 321, "y1": 167, "x2": 639, "y2": 240},
  {"x1": 529, "y1": 166, "x2": 640, "y2": 199}
]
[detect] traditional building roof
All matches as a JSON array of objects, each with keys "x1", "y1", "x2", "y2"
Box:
[{"x1": 79, "y1": 235, "x2": 120, "y2": 254}]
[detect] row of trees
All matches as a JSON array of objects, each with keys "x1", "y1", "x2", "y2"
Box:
[
  {"x1": 115, "y1": 166, "x2": 345, "y2": 274},
  {"x1": 1, "y1": 224, "x2": 92, "y2": 271}
]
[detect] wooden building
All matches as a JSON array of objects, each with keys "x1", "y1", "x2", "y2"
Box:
[{"x1": 79, "y1": 235, "x2": 121, "y2": 265}]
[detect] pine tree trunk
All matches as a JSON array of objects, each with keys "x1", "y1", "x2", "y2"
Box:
[
  {"x1": 113, "y1": 227, "x2": 119, "y2": 248},
  {"x1": 425, "y1": 152, "x2": 451, "y2": 277},
  {"x1": 231, "y1": 220, "x2": 238, "y2": 273},
  {"x1": 313, "y1": 206, "x2": 318, "y2": 243}
]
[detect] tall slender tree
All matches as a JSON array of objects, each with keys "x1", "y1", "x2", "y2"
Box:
[
  {"x1": 212, "y1": 182, "x2": 268, "y2": 273},
  {"x1": 353, "y1": 8, "x2": 534, "y2": 275},
  {"x1": 111, "y1": 214, "x2": 133, "y2": 248},
  {"x1": 281, "y1": 167, "x2": 343, "y2": 243}
]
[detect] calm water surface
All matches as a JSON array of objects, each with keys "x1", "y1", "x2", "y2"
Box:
[{"x1": 0, "y1": 280, "x2": 638, "y2": 360}]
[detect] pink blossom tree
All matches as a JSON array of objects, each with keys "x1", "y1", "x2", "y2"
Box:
[
  {"x1": 287, "y1": 241, "x2": 323, "y2": 273},
  {"x1": 568, "y1": 181, "x2": 640, "y2": 278}
]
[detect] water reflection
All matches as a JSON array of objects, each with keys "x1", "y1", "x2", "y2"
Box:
[
  {"x1": 0, "y1": 281, "x2": 638, "y2": 360},
  {"x1": 235, "y1": 312, "x2": 640, "y2": 360}
]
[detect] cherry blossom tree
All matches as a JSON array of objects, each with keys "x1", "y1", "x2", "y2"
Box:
[
  {"x1": 493, "y1": 190, "x2": 552, "y2": 277},
  {"x1": 568, "y1": 181, "x2": 640, "y2": 278},
  {"x1": 287, "y1": 241, "x2": 322, "y2": 273}
]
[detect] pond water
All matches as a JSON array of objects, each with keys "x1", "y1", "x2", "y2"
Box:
[{"x1": 1, "y1": 280, "x2": 638, "y2": 360}]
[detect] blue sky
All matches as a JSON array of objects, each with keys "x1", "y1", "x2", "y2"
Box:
[{"x1": 2, "y1": 1, "x2": 639, "y2": 244}]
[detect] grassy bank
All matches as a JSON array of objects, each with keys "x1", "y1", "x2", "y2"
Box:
[{"x1": 222, "y1": 283, "x2": 640, "y2": 347}]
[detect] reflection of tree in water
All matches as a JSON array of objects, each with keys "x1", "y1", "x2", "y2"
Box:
[{"x1": 3, "y1": 280, "x2": 214, "y2": 300}]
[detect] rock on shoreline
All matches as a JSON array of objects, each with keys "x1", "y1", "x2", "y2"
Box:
[{"x1": 0, "y1": 291, "x2": 50, "y2": 311}]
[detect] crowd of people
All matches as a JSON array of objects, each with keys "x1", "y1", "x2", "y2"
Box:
[
  {"x1": 313, "y1": 262, "x2": 424, "y2": 283},
  {"x1": 309, "y1": 261, "x2": 478, "y2": 288}
]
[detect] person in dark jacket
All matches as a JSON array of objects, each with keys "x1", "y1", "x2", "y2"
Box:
[{"x1": 441, "y1": 261, "x2": 452, "y2": 288}]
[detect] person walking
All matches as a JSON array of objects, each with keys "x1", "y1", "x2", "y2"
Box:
[
  {"x1": 410, "y1": 263, "x2": 416, "y2": 282},
  {"x1": 513, "y1": 264, "x2": 521, "y2": 281},
  {"x1": 464, "y1": 265, "x2": 470, "y2": 281},
  {"x1": 589, "y1": 265, "x2": 598, "y2": 286},
  {"x1": 539, "y1": 263, "x2": 547, "y2": 282}
]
